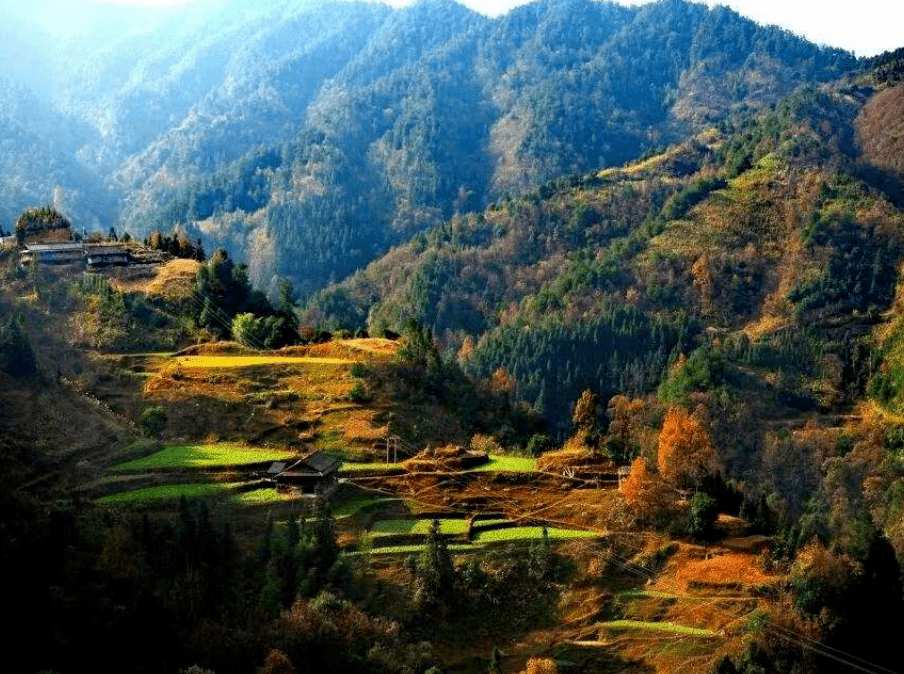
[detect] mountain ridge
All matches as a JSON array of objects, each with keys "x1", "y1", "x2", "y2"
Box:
[{"x1": 0, "y1": 0, "x2": 859, "y2": 295}]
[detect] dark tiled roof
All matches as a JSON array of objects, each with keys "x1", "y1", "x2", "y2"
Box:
[
  {"x1": 278, "y1": 451, "x2": 341, "y2": 477},
  {"x1": 267, "y1": 461, "x2": 288, "y2": 475},
  {"x1": 86, "y1": 247, "x2": 129, "y2": 257},
  {"x1": 303, "y1": 451, "x2": 341, "y2": 474},
  {"x1": 270, "y1": 451, "x2": 341, "y2": 480},
  {"x1": 24, "y1": 243, "x2": 83, "y2": 252}
]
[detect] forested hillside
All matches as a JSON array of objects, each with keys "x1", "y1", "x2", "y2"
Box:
[
  {"x1": 1, "y1": 0, "x2": 856, "y2": 295},
  {"x1": 294, "y1": 55, "x2": 904, "y2": 672},
  {"x1": 305, "y1": 51, "x2": 904, "y2": 475}
]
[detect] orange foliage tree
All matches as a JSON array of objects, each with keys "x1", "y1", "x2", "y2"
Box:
[
  {"x1": 656, "y1": 407, "x2": 717, "y2": 489},
  {"x1": 490, "y1": 367, "x2": 516, "y2": 396},
  {"x1": 620, "y1": 457, "x2": 670, "y2": 522},
  {"x1": 605, "y1": 394, "x2": 646, "y2": 462},
  {"x1": 256, "y1": 649, "x2": 294, "y2": 674}
]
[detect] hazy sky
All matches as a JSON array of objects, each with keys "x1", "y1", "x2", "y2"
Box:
[{"x1": 88, "y1": 0, "x2": 903, "y2": 57}]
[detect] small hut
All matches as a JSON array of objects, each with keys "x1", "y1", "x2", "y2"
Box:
[{"x1": 272, "y1": 451, "x2": 341, "y2": 498}]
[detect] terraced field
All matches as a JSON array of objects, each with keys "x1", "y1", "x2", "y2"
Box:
[
  {"x1": 597, "y1": 620, "x2": 718, "y2": 638},
  {"x1": 97, "y1": 481, "x2": 248, "y2": 505},
  {"x1": 231, "y1": 488, "x2": 294, "y2": 505},
  {"x1": 472, "y1": 526, "x2": 597, "y2": 542},
  {"x1": 96, "y1": 342, "x2": 776, "y2": 674},
  {"x1": 467, "y1": 455, "x2": 537, "y2": 472},
  {"x1": 340, "y1": 461, "x2": 405, "y2": 475},
  {"x1": 175, "y1": 355, "x2": 356, "y2": 368},
  {"x1": 112, "y1": 443, "x2": 296, "y2": 471},
  {"x1": 371, "y1": 518, "x2": 470, "y2": 537}
]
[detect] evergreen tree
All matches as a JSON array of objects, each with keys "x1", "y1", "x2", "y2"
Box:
[{"x1": 413, "y1": 519, "x2": 456, "y2": 613}]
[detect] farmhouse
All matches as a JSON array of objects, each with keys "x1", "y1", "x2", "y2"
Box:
[
  {"x1": 85, "y1": 245, "x2": 131, "y2": 268},
  {"x1": 270, "y1": 451, "x2": 341, "y2": 497},
  {"x1": 20, "y1": 243, "x2": 86, "y2": 266},
  {"x1": 19, "y1": 242, "x2": 139, "y2": 269}
]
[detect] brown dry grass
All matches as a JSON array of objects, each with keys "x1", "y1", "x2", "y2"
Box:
[
  {"x1": 111, "y1": 258, "x2": 201, "y2": 298},
  {"x1": 342, "y1": 412, "x2": 387, "y2": 442},
  {"x1": 536, "y1": 442, "x2": 587, "y2": 471},
  {"x1": 606, "y1": 541, "x2": 789, "y2": 674},
  {"x1": 303, "y1": 339, "x2": 397, "y2": 362},
  {"x1": 672, "y1": 550, "x2": 779, "y2": 591}
]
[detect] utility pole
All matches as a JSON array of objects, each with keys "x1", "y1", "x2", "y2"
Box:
[{"x1": 384, "y1": 435, "x2": 400, "y2": 464}]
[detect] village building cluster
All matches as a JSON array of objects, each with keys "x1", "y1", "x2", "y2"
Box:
[
  {"x1": 19, "y1": 242, "x2": 133, "y2": 269},
  {"x1": 4, "y1": 207, "x2": 171, "y2": 271}
]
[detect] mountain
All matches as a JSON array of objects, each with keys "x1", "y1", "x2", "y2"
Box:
[
  {"x1": 296, "y1": 66, "x2": 904, "y2": 668},
  {"x1": 0, "y1": 77, "x2": 117, "y2": 232},
  {"x1": 0, "y1": 0, "x2": 857, "y2": 295},
  {"x1": 304, "y1": 54, "x2": 904, "y2": 437}
]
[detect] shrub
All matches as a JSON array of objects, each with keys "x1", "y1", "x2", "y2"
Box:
[
  {"x1": 349, "y1": 381, "x2": 368, "y2": 403},
  {"x1": 469, "y1": 433, "x2": 502, "y2": 455},
  {"x1": 658, "y1": 347, "x2": 726, "y2": 404},
  {"x1": 232, "y1": 313, "x2": 294, "y2": 349},
  {"x1": 520, "y1": 658, "x2": 559, "y2": 674},
  {"x1": 526, "y1": 433, "x2": 553, "y2": 456},
  {"x1": 790, "y1": 539, "x2": 858, "y2": 616},
  {"x1": 255, "y1": 649, "x2": 294, "y2": 674},
  {"x1": 140, "y1": 406, "x2": 167, "y2": 438}
]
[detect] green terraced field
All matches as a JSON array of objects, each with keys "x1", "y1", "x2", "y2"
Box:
[
  {"x1": 231, "y1": 488, "x2": 291, "y2": 505},
  {"x1": 363, "y1": 543, "x2": 479, "y2": 556},
  {"x1": 340, "y1": 461, "x2": 404, "y2": 474},
  {"x1": 467, "y1": 455, "x2": 537, "y2": 472},
  {"x1": 97, "y1": 482, "x2": 246, "y2": 505},
  {"x1": 473, "y1": 526, "x2": 597, "y2": 542},
  {"x1": 471, "y1": 519, "x2": 511, "y2": 528},
  {"x1": 371, "y1": 518, "x2": 470, "y2": 536},
  {"x1": 112, "y1": 444, "x2": 296, "y2": 471}
]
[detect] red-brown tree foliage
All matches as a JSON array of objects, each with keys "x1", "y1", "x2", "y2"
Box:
[{"x1": 657, "y1": 407, "x2": 717, "y2": 488}]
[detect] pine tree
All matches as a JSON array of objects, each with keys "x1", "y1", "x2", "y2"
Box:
[{"x1": 414, "y1": 519, "x2": 456, "y2": 613}]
